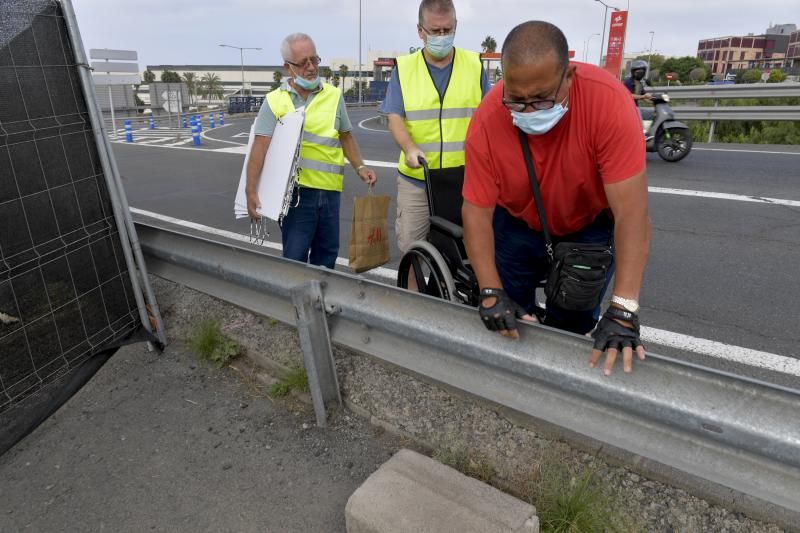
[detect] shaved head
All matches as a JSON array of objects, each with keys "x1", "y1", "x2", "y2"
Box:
[{"x1": 502, "y1": 21, "x2": 569, "y2": 75}]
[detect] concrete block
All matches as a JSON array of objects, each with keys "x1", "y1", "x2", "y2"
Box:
[{"x1": 345, "y1": 448, "x2": 538, "y2": 533}]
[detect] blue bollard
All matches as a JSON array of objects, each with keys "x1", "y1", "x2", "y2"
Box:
[
  {"x1": 196, "y1": 115, "x2": 202, "y2": 132},
  {"x1": 124, "y1": 119, "x2": 133, "y2": 143},
  {"x1": 209, "y1": 113, "x2": 215, "y2": 128},
  {"x1": 218, "y1": 111, "x2": 224, "y2": 126},
  {"x1": 149, "y1": 116, "x2": 155, "y2": 130},
  {"x1": 191, "y1": 118, "x2": 201, "y2": 146},
  {"x1": 182, "y1": 114, "x2": 187, "y2": 128}
]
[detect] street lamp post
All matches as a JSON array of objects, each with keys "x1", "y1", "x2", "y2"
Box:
[
  {"x1": 358, "y1": 0, "x2": 362, "y2": 104},
  {"x1": 594, "y1": 0, "x2": 620, "y2": 66},
  {"x1": 584, "y1": 33, "x2": 601, "y2": 62},
  {"x1": 219, "y1": 44, "x2": 262, "y2": 97},
  {"x1": 647, "y1": 31, "x2": 655, "y2": 70}
]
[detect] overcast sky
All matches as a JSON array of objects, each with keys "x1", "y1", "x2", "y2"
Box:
[{"x1": 73, "y1": 0, "x2": 798, "y2": 68}]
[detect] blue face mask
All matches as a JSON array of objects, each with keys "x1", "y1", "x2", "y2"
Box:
[
  {"x1": 426, "y1": 33, "x2": 455, "y2": 59},
  {"x1": 511, "y1": 96, "x2": 569, "y2": 135},
  {"x1": 290, "y1": 66, "x2": 320, "y2": 90}
]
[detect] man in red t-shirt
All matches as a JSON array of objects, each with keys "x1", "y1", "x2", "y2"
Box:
[{"x1": 462, "y1": 21, "x2": 651, "y2": 375}]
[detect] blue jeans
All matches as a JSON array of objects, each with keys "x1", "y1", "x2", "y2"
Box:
[
  {"x1": 493, "y1": 206, "x2": 615, "y2": 335},
  {"x1": 281, "y1": 187, "x2": 340, "y2": 269}
]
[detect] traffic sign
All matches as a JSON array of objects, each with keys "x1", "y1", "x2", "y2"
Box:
[
  {"x1": 666, "y1": 73, "x2": 674, "y2": 81},
  {"x1": 161, "y1": 90, "x2": 181, "y2": 113}
]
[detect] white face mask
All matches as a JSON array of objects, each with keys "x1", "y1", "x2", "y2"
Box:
[
  {"x1": 426, "y1": 33, "x2": 455, "y2": 58},
  {"x1": 290, "y1": 65, "x2": 320, "y2": 90},
  {"x1": 511, "y1": 95, "x2": 569, "y2": 136}
]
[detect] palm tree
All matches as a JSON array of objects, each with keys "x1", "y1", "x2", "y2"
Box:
[
  {"x1": 481, "y1": 35, "x2": 497, "y2": 53},
  {"x1": 338, "y1": 64, "x2": 349, "y2": 91},
  {"x1": 332, "y1": 73, "x2": 340, "y2": 88},
  {"x1": 181, "y1": 72, "x2": 196, "y2": 104},
  {"x1": 199, "y1": 72, "x2": 223, "y2": 103},
  {"x1": 319, "y1": 66, "x2": 332, "y2": 83},
  {"x1": 273, "y1": 70, "x2": 283, "y2": 86}
]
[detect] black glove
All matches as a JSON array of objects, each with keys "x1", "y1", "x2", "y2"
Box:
[
  {"x1": 479, "y1": 288, "x2": 527, "y2": 331},
  {"x1": 592, "y1": 306, "x2": 645, "y2": 352}
]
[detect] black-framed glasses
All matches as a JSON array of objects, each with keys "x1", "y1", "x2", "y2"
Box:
[
  {"x1": 286, "y1": 55, "x2": 321, "y2": 69},
  {"x1": 419, "y1": 25, "x2": 455, "y2": 37},
  {"x1": 502, "y1": 68, "x2": 568, "y2": 112}
]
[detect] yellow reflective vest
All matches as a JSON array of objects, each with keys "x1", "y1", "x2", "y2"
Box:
[
  {"x1": 267, "y1": 83, "x2": 345, "y2": 192},
  {"x1": 396, "y1": 48, "x2": 482, "y2": 180}
]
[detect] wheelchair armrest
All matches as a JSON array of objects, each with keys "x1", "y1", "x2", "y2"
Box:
[{"x1": 429, "y1": 215, "x2": 463, "y2": 240}]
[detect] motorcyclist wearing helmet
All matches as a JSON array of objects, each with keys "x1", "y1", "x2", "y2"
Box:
[{"x1": 623, "y1": 60, "x2": 652, "y2": 106}]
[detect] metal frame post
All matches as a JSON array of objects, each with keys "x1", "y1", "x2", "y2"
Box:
[
  {"x1": 61, "y1": 0, "x2": 168, "y2": 347},
  {"x1": 291, "y1": 281, "x2": 342, "y2": 427}
]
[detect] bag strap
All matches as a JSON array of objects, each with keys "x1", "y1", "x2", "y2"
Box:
[{"x1": 516, "y1": 127, "x2": 554, "y2": 261}]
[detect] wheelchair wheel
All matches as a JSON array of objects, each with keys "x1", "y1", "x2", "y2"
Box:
[{"x1": 397, "y1": 240, "x2": 457, "y2": 302}]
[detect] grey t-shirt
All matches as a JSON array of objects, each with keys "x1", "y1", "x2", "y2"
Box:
[{"x1": 254, "y1": 79, "x2": 352, "y2": 136}]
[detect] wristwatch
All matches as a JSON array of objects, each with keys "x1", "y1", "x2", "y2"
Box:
[{"x1": 611, "y1": 295, "x2": 640, "y2": 313}]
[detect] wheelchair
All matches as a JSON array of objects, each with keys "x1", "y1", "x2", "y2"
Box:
[{"x1": 396, "y1": 158, "x2": 480, "y2": 306}]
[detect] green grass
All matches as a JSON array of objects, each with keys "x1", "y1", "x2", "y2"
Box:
[
  {"x1": 187, "y1": 320, "x2": 241, "y2": 367},
  {"x1": 270, "y1": 365, "x2": 309, "y2": 397},
  {"x1": 537, "y1": 470, "x2": 616, "y2": 533}
]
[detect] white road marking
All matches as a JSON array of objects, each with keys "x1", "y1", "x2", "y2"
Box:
[
  {"x1": 694, "y1": 147, "x2": 800, "y2": 156},
  {"x1": 650, "y1": 187, "x2": 800, "y2": 208},
  {"x1": 130, "y1": 207, "x2": 800, "y2": 376},
  {"x1": 358, "y1": 115, "x2": 390, "y2": 133}
]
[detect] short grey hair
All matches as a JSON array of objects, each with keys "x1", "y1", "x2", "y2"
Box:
[
  {"x1": 280, "y1": 33, "x2": 314, "y2": 62},
  {"x1": 418, "y1": 0, "x2": 456, "y2": 26}
]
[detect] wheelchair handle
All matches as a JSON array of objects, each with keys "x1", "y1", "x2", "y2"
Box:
[{"x1": 417, "y1": 155, "x2": 430, "y2": 180}]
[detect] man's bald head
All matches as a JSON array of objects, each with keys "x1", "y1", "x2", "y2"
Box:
[{"x1": 502, "y1": 21, "x2": 569, "y2": 75}]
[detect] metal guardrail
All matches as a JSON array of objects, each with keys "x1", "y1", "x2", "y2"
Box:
[
  {"x1": 134, "y1": 217, "x2": 800, "y2": 526},
  {"x1": 647, "y1": 83, "x2": 800, "y2": 141},
  {"x1": 672, "y1": 105, "x2": 800, "y2": 121},
  {"x1": 651, "y1": 83, "x2": 800, "y2": 99}
]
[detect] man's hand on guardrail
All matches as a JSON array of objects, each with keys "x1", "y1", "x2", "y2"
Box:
[
  {"x1": 246, "y1": 190, "x2": 261, "y2": 219},
  {"x1": 479, "y1": 288, "x2": 537, "y2": 340},
  {"x1": 590, "y1": 306, "x2": 646, "y2": 375}
]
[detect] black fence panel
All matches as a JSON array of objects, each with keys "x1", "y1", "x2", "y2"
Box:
[{"x1": 0, "y1": 0, "x2": 143, "y2": 453}]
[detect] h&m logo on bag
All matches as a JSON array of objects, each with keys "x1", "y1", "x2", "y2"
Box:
[{"x1": 367, "y1": 227, "x2": 384, "y2": 246}]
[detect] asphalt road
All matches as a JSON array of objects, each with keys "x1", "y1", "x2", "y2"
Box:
[{"x1": 112, "y1": 110, "x2": 800, "y2": 376}]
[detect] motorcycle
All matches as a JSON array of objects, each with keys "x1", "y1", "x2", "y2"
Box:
[{"x1": 641, "y1": 93, "x2": 693, "y2": 162}]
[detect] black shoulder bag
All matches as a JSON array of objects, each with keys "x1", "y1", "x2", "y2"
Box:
[{"x1": 517, "y1": 128, "x2": 614, "y2": 312}]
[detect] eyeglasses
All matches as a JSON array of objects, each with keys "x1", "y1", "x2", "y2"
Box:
[
  {"x1": 502, "y1": 68, "x2": 568, "y2": 112},
  {"x1": 419, "y1": 25, "x2": 455, "y2": 37},
  {"x1": 286, "y1": 55, "x2": 321, "y2": 69}
]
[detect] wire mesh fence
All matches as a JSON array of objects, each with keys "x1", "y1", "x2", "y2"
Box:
[{"x1": 1, "y1": 0, "x2": 142, "y2": 416}]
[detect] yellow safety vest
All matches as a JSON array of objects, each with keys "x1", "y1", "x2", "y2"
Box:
[
  {"x1": 267, "y1": 83, "x2": 345, "y2": 192},
  {"x1": 396, "y1": 48, "x2": 483, "y2": 180}
]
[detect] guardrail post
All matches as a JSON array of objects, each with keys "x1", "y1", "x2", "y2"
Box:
[
  {"x1": 218, "y1": 111, "x2": 224, "y2": 125},
  {"x1": 707, "y1": 98, "x2": 720, "y2": 143},
  {"x1": 124, "y1": 119, "x2": 133, "y2": 143},
  {"x1": 291, "y1": 280, "x2": 342, "y2": 427}
]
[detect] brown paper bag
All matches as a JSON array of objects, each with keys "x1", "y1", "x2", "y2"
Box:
[{"x1": 348, "y1": 190, "x2": 390, "y2": 273}]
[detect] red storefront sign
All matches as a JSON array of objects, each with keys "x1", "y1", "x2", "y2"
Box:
[{"x1": 604, "y1": 10, "x2": 628, "y2": 78}]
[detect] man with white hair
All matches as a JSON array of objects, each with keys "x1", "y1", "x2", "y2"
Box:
[{"x1": 246, "y1": 33, "x2": 377, "y2": 269}]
